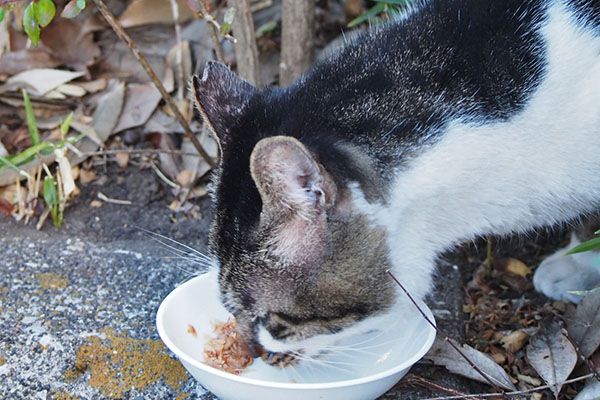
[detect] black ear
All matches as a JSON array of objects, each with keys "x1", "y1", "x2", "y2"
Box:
[{"x1": 191, "y1": 62, "x2": 258, "y2": 150}]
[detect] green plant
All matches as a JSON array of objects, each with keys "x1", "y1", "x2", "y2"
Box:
[
  {"x1": 348, "y1": 0, "x2": 413, "y2": 28},
  {"x1": 0, "y1": 90, "x2": 82, "y2": 227},
  {"x1": 0, "y1": 0, "x2": 86, "y2": 46}
]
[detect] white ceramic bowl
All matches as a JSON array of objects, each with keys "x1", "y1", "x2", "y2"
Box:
[{"x1": 156, "y1": 271, "x2": 436, "y2": 400}]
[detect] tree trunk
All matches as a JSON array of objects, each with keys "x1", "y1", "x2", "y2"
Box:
[
  {"x1": 229, "y1": 0, "x2": 262, "y2": 86},
  {"x1": 279, "y1": 0, "x2": 315, "y2": 87}
]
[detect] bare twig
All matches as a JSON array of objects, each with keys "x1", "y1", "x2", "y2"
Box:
[
  {"x1": 386, "y1": 270, "x2": 509, "y2": 398},
  {"x1": 90, "y1": 0, "x2": 216, "y2": 170},
  {"x1": 279, "y1": 0, "x2": 315, "y2": 86},
  {"x1": 150, "y1": 162, "x2": 179, "y2": 188},
  {"x1": 400, "y1": 375, "x2": 480, "y2": 400},
  {"x1": 424, "y1": 371, "x2": 599, "y2": 399},
  {"x1": 97, "y1": 191, "x2": 133, "y2": 205},
  {"x1": 197, "y1": 0, "x2": 227, "y2": 63},
  {"x1": 229, "y1": 0, "x2": 261, "y2": 86}
]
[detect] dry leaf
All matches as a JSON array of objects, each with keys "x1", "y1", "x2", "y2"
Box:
[
  {"x1": 39, "y1": 19, "x2": 100, "y2": 72},
  {"x1": 176, "y1": 169, "x2": 195, "y2": 187},
  {"x1": 0, "y1": 49, "x2": 60, "y2": 75},
  {"x1": 73, "y1": 79, "x2": 107, "y2": 94},
  {"x1": 2, "y1": 69, "x2": 85, "y2": 96},
  {"x1": 54, "y1": 149, "x2": 76, "y2": 198},
  {"x1": 55, "y1": 84, "x2": 87, "y2": 97},
  {"x1": 115, "y1": 152, "x2": 129, "y2": 169},
  {"x1": 78, "y1": 168, "x2": 97, "y2": 184},
  {"x1": 424, "y1": 337, "x2": 517, "y2": 391},
  {"x1": 500, "y1": 330, "x2": 529, "y2": 353},
  {"x1": 113, "y1": 83, "x2": 162, "y2": 133},
  {"x1": 526, "y1": 321, "x2": 577, "y2": 398},
  {"x1": 504, "y1": 258, "x2": 531, "y2": 277},
  {"x1": 566, "y1": 291, "x2": 600, "y2": 358},
  {"x1": 118, "y1": 0, "x2": 195, "y2": 28}
]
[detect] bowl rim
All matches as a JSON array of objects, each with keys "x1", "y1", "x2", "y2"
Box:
[{"x1": 156, "y1": 272, "x2": 437, "y2": 390}]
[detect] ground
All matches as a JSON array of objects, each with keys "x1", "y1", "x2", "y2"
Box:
[{"x1": 0, "y1": 162, "x2": 574, "y2": 399}]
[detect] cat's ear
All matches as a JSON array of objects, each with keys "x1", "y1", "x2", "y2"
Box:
[
  {"x1": 249, "y1": 136, "x2": 336, "y2": 220},
  {"x1": 191, "y1": 61, "x2": 257, "y2": 150},
  {"x1": 250, "y1": 136, "x2": 337, "y2": 266}
]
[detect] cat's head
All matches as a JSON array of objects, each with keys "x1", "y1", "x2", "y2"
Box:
[{"x1": 191, "y1": 62, "x2": 396, "y2": 359}]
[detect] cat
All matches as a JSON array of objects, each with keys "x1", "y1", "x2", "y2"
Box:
[{"x1": 191, "y1": 0, "x2": 600, "y2": 363}]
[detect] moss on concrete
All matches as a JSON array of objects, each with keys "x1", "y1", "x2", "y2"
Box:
[{"x1": 69, "y1": 328, "x2": 189, "y2": 399}]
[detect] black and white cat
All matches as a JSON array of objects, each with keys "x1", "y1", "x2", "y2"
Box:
[{"x1": 192, "y1": 0, "x2": 600, "y2": 362}]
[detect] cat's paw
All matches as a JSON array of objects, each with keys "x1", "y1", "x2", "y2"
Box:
[
  {"x1": 260, "y1": 351, "x2": 299, "y2": 368},
  {"x1": 533, "y1": 237, "x2": 600, "y2": 303}
]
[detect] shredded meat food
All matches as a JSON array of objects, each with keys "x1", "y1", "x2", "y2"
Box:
[{"x1": 203, "y1": 318, "x2": 253, "y2": 374}]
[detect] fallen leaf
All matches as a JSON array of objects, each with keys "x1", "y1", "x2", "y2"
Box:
[
  {"x1": 112, "y1": 83, "x2": 161, "y2": 133},
  {"x1": 0, "y1": 197, "x2": 14, "y2": 215},
  {"x1": 504, "y1": 258, "x2": 531, "y2": 277},
  {"x1": 493, "y1": 258, "x2": 533, "y2": 293},
  {"x1": 574, "y1": 379, "x2": 600, "y2": 400},
  {"x1": 526, "y1": 321, "x2": 577, "y2": 398},
  {"x1": 566, "y1": 291, "x2": 600, "y2": 358},
  {"x1": 55, "y1": 148, "x2": 76, "y2": 198},
  {"x1": 2, "y1": 69, "x2": 85, "y2": 97},
  {"x1": 0, "y1": 49, "x2": 60, "y2": 75},
  {"x1": 176, "y1": 169, "x2": 195, "y2": 187},
  {"x1": 55, "y1": 84, "x2": 87, "y2": 97},
  {"x1": 115, "y1": 152, "x2": 129, "y2": 169},
  {"x1": 500, "y1": 330, "x2": 529, "y2": 353},
  {"x1": 39, "y1": 18, "x2": 100, "y2": 71},
  {"x1": 78, "y1": 168, "x2": 96, "y2": 184},
  {"x1": 73, "y1": 78, "x2": 107, "y2": 94},
  {"x1": 118, "y1": 0, "x2": 195, "y2": 28},
  {"x1": 424, "y1": 337, "x2": 517, "y2": 391}
]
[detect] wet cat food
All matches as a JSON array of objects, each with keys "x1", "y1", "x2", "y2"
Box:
[{"x1": 203, "y1": 318, "x2": 253, "y2": 374}]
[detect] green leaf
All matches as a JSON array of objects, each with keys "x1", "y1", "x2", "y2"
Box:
[
  {"x1": 34, "y1": 0, "x2": 55, "y2": 27},
  {"x1": 0, "y1": 155, "x2": 25, "y2": 173},
  {"x1": 22, "y1": 89, "x2": 40, "y2": 146},
  {"x1": 223, "y1": 7, "x2": 235, "y2": 25},
  {"x1": 60, "y1": 112, "x2": 73, "y2": 137},
  {"x1": 43, "y1": 175, "x2": 58, "y2": 205},
  {"x1": 220, "y1": 22, "x2": 230, "y2": 35},
  {"x1": 23, "y1": 2, "x2": 40, "y2": 47},
  {"x1": 348, "y1": 3, "x2": 386, "y2": 28},
  {"x1": 564, "y1": 236, "x2": 600, "y2": 255},
  {"x1": 61, "y1": 0, "x2": 83, "y2": 19},
  {"x1": 76, "y1": 0, "x2": 86, "y2": 9},
  {"x1": 0, "y1": 7, "x2": 6, "y2": 24}
]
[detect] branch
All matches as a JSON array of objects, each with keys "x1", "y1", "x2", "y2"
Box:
[
  {"x1": 197, "y1": 0, "x2": 228, "y2": 63},
  {"x1": 423, "y1": 371, "x2": 600, "y2": 399},
  {"x1": 386, "y1": 270, "x2": 509, "y2": 399},
  {"x1": 90, "y1": 0, "x2": 216, "y2": 170}
]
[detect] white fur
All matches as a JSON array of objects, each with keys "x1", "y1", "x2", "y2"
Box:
[
  {"x1": 257, "y1": 1, "x2": 600, "y2": 355},
  {"x1": 534, "y1": 234, "x2": 600, "y2": 302},
  {"x1": 356, "y1": 1, "x2": 600, "y2": 302}
]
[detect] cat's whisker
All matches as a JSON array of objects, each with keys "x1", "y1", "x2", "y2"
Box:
[{"x1": 137, "y1": 227, "x2": 213, "y2": 262}]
